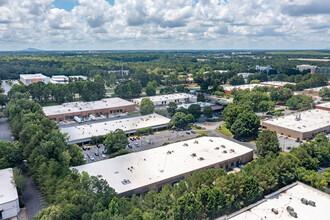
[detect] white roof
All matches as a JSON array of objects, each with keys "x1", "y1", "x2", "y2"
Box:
[
  {"x1": 20, "y1": 73, "x2": 48, "y2": 79},
  {"x1": 69, "y1": 75, "x2": 88, "y2": 80},
  {"x1": 43, "y1": 98, "x2": 134, "y2": 116},
  {"x1": 61, "y1": 113, "x2": 170, "y2": 143},
  {"x1": 316, "y1": 102, "x2": 330, "y2": 109},
  {"x1": 224, "y1": 84, "x2": 266, "y2": 91},
  {"x1": 132, "y1": 93, "x2": 196, "y2": 103},
  {"x1": 228, "y1": 182, "x2": 330, "y2": 220},
  {"x1": 0, "y1": 168, "x2": 19, "y2": 204},
  {"x1": 262, "y1": 109, "x2": 330, "y2": 132},
  {"x1": 304, "y1": 85, "x2": 330, "y2": 92},
  {"x1": 177, "y1": 102, "x2": 212, "y2": 109},
  {"x1": 73, "y1": 137, "x2": 253, "y2": 195},
  {"x1": 260, "y1": 81, "x2": 296, "y2": 86}
]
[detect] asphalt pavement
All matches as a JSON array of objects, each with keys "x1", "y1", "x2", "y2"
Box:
[{"x1": 0, "y1": 118, "x2": 12, "y2": 142}]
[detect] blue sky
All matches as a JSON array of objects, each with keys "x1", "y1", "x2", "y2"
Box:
[{"x1": 0, "y1": 0, "x2": 329, "y2": 50}]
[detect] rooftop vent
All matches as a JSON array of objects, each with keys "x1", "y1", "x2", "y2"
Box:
[
  {"x1": 167, "y1": 150, "x2": 174, "y2": 154},
  {"x1": 221, "y1": 145, "x2": 226, "y2": 148},
  {"x1": 97, "y1": 174, "x2": 103, "y2": 178},
  {"x1": 308, "y1": 200, "x2": 316, "y2": 207},
  {"x1": 271, "y1": 208, "x2": 278, "y2": 215},
  {"x1": 301, "y1": 198, "x2": 308, "y2": 205},
  {"x1": 183, "y1": 143, "x2": 188, "y2": 147},
  {"x1": 209, "y1": 139, "x2": 213, "y2": 142},
  {"x1": 215, "y1": 147, "x2": 219, "y2": 150},
  {"x1": 121, "y1": 179, "x2": 131, "y2": 185},
  {"x1": 191, "y1": 153, "x2": 197, "y2": 157},
  {"x1": 198, "y1": 157, "x2": 204, "y2": 161},
  {"x1": 229, "y1": 149, "x2": 235, "y2": 153},
  {"x1": 223, "y1": 150, "x2": 227, "y2": 154},
  {"x1": 194, "y1": 140, "x2": 199, "y2": 144}
]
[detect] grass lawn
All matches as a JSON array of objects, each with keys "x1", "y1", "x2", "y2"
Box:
[
  {"x1": 216, "y1": 124, "x2": 233, "y2": 136},
  {"x1": 190, "y1": 125, "x2": 206, "y2": 130},
  {"x1": 127, "y1": 111, "x2": 140, "y2": 115},
  {"x1": 196, "y1": 131, "x2": 209, "y2": 137}
]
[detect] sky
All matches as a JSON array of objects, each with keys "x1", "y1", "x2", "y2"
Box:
[{"x1": 0, "y1": 0, "x2": 329, "y2": 51}]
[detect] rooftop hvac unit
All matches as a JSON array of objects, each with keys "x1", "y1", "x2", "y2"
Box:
[
  {"x1": 198, "y1": 157, "x2": 204, "y2": 161},
  {"x1": 301, "y1": 198, "x2": 308, "y2": 205},
  {"x1": 191, "y1": 153, "x2": 197, "y2": 157},
  {"x1": 271, "y1": 208, "x2": 278, "y2": 215}
]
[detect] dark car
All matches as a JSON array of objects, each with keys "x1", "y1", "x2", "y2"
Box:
[
  {"x1": 128, "y1": 144, "x2": 133, "y2": 148},
  {"x1": 94, "y1": 152, "x2": 99, "y2": 156},
  {"x1": 102, "y1": 150, "x2": 106, "y2": 154},
  {"x1": 82, "y1": 146, "x2": 86, "y2": 151},
  {"x1": 186, "y1": 131, "x2": 190, "y2": 135},
  {"x1": 96, "y1": 145, "x2": 101, "y2": 148}
]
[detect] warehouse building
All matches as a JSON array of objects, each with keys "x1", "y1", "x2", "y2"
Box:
[
  {"x1": 132, "y1": 93, "x2": 197, "y2": 106},
  {"x1": 73, "y1": 137, "x2": 253, "y2": 196},
  {"x1": 224, "y1": 81, "x2": 295, "y2": 94},
  {"x1": 0, "y1": 168, "x2": 20, "y2": 219},
  {"x1": 19, "y1": 73, "x2": 50, "y2": 85},
  {"x1": 261, "y1": 109, "x2": 330, "y2": 140},
  {"x1": 43, "y1": 98, "x2": 136, "y2": 122},
  {"x1": 61, "y1": 113, "x2": 171, "y2": 144},
  {"x1": 316, "y1": 102, "x2": 330, "y2": 111},
  {"x1": 223, "y1": 182, "x2": 330, "y2": 220},
  {"x1": 303, "y1": 86, "x2": 330, "y2": 98}
]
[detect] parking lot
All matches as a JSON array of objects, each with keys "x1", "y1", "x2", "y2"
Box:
[
  {"x1": 82, "y1": 144, "x2": 109, "y2": 164},
  {"x1": 126, "y1": 130, "x2": 200, "y2": 152},
  {"x1": 277, "y1": 135, "x2": 300, "y2": 152}
]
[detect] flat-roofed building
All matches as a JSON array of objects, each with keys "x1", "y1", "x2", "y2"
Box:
[
  {"x1": 223, "y1": 182, "x2": 330, "y2": 220},
  {"x1": 61, "y1": 113, "x2": 171, "y2": 144},
  {"x1": 303, "y1": 85, "x2": 330, "y2": 98},
  {"x1": 223, "y1": 84, "x2": 266, "y2": 94},
  {"x1": 43, "y1": 98, "x2": 136, "y2": 122},
  {"x1": 0, "y1": 168, "x2": 20, "y2": 219},
  {"x1": 50, "y1": 75, "x2": 69, "y2": 84},
  {"x1": 19, "y1": 73, "x2": 50, "y2": 85},
  {"x1": 256, "y1": 65, "x2": 272, "y2": 73},
  {"x1": 261, "y1": 109, "x2": 330, "y2": 140},
  {"x1": 297, "y1": 64, "x2": 316, "y2": 72},
  {"x1": 259, "y1": 81, "x2": 296, "y2": 88},
  {"x1": 237, "y1": 72, "x2": 253, "y2": 79},
  {"x1": 69, "y1": 75, "x2": 88, "y2": 81},
  {"x1": 132, "y1": 93, "x2": 197, "y2": 106},
  {"x1": 72, "y1": 137, "x2": 253, "y2": 196},
  {"x1": 316, "y1": 102, "x2": 330, "y2": 111},
  {"x1": 223, "y1": 81, "x2": 295, "y2": 95}
]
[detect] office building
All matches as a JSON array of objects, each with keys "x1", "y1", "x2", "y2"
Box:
[
  {"x1": 19, "y1": 73, "x2": 50, "y2": 85},
  {"x1": 132, "y1": 93, "x2": 197, "y2": 106}
]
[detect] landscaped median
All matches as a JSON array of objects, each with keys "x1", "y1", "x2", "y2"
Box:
[{"x1": 216, "y1": 124, "x2": 233, "y2": 136}]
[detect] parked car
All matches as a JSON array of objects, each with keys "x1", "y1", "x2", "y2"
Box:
[
  {"x1": 82, "y1": 146, "x2": 86, "y2": 151},
  {"x1": 101, "y1": 154, "x2": 106, "y2": 159},
  {"x1": 94, "y1": 152, "x2": 99, "y2": 156},
  {"x1": 102, "y1": 150, "x2": 106, "y2": 154},
  {"x1": 287, "y1": 146, "x2": 292, "y2": 150},
  {"x1": 136, "y1": 136, "x2": 140, "y2": 140},
  {"x1": 90, "y1": 156, "x2": 95, "y2": 161},
  {"x1": 135, "y1": 143, "x2": 139, "y2": 146},
  {"x1": 128, "y1": 144, "x2": 133, "y2": 148},
  {"x1": 186, "y1": 131, "x2": 190, "y2": 135},
  {"x1": 96, "y1": 145, "x2": 101, "y2": 148}
]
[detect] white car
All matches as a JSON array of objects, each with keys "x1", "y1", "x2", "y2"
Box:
[
  {"x1": 101, "y1": 154, "x2": 106, "y2": 159},
  {"x1": 90, "y1": 156, "x2": 95, "y2": 161}
]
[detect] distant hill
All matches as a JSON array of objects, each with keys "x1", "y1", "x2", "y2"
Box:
[{"x1": 21, "y1": 48, "x2": 44, "y2": 52}]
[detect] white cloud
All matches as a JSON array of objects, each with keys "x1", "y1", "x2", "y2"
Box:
[{"x1": 0, "y1": 0, "x2": 329, "y2": 50}]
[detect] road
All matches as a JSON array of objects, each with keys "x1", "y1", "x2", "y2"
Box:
[
  {"x1": 22, "y1": 175, "x2": 46, "y2": 219},
  {"x1": 0, "y1": 118, "x2": 12, "y2": 142}
]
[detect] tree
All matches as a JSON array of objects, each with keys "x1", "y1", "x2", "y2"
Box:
[
  {"x1": 228, "y1": 75, "x2": 245, "y2": 85},
  {"x1": 231, "y1": 111, "x2": 260, "y2": 138},
  {"x1": 12, "y1": 167, "x2": 27, "y2": 194},
  {"x1": 185, "y1": 114, "x2": 195, "y2": 124},
  {"x1": 197, "y1": 93, "x2": 205, "y2": 102},
  {"x1": 0, "y1": 141, "x2": 22, "y2": 169},
  {"x1": 188, "y1": 104, "x2": 202, "y2": 119},
  {"x1": 319, "y1": 87, "x2": 330, "y2": 100},
  {"x1": 286, "y1": 95, "x2": 314, "y2": 110},
  {"x1": 256, "y1": 130, "x2": 280, "y2": 157},
  {"x1": 257, "y1": 100, "x2": 274, "y2": 112},
  {"x1": 104, "y1": 129, "x2": 129, "y2": 154},
  {"x1": 170, "y1": 112, "x2": 189, "y2": 128},
  {"x1": 167, "y1": 102, "x2": 178, "y2": 116},
  {"x1": 140, "y1": 98, "x2": 155, "y2": 115},
  {"x1": 203, "y1": 106, "x2": 213, "y2": 118},
  {"x1": 145, "y1": 81, "x2": 157, "y2": 96},
  {"x1": 270, "y1": 88, "x2": 293, "y2": 103},
  {"x1": 0, "y1": 94, "x2": 8, "y2": 108}
]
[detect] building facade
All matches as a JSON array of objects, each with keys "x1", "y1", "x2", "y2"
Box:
[{"x1": 20, "y1": 73, "x2": 50, "y2": 85}]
